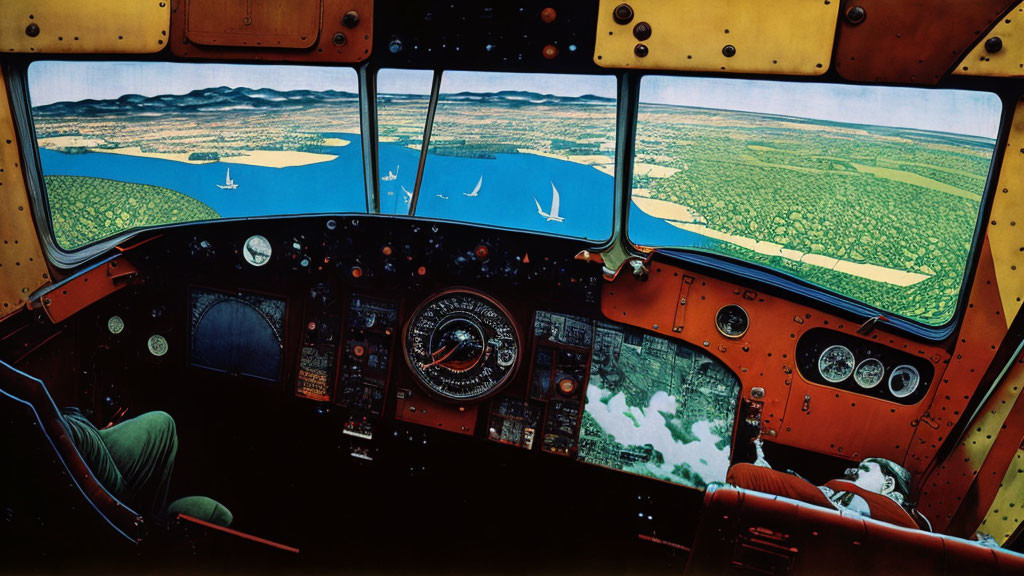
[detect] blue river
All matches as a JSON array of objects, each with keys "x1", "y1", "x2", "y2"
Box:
[{"x1": 39, "y1": 134, "x2": 704, "y2": 248}]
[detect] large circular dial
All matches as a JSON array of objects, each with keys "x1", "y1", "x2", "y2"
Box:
[
  {"x1": 404, "y1": 289, "x2": 521, "y2": 402},
  {"x1": 818, "y1": 344, "x2": 855, "y2": 383}
]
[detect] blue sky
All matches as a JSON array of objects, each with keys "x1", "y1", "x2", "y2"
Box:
[
  {"x1": 641, "y1": 76, "x2": 1002, "y2": 139},
  {"x1": 29, "y1": 62, "x2": 1001, "y2": 138},
  {"x1": 28, "y1": 61, "x2": 359, "y2": 106}
]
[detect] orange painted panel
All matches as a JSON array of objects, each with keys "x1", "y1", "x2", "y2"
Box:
[
  {"x1": 834, "y1": 0, "x2": 1018, "y2": 85},
  {"x1": 602, "y1": 259, "x2": 949, "y2": 463},
  {"x1": 36, "y1": 256, "x2": 139, "y2": 323},
  {"x1": 170, "y1": 0, "x2": 373, "y2": 63},
  {"x1": 920, "y1": 352, "x2": 1024, "y2": 535}
]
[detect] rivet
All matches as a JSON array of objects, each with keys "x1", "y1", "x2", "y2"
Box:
[
  {"x1": 986, "y1": 37, "x2": 1003, "y2": 53},
  {"x1": 846, "y1": 6, "x2": 866, "y2": 24},
  {"x1": 333, "y1": 32, "x2": 347, "y2": 46},
  {"x1": 25, "y1": 23, "x2": 40, "y2": 37},
  {"x1": 613, "y1": 4, "x2": 634, "y2": 25},
  {"x1": 722, "y1": 44, "x2": 736, "y2": 57},
  {"x1": 633, "y1": 22, "x2": 652, "y2": 41}
]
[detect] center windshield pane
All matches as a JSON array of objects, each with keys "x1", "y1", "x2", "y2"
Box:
[
  {"x1": 415, "y1": 71, "x2": 617, "y2": 241},
  {"x1": 629, "y1": 76, "x2": 1001, "y2": 327},
  {"x1": 29, "y1": 61, "x2": 364, "y2": 250}
]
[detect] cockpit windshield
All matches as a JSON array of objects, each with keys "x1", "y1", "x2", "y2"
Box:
[
  {"x1": 28, "y1": 61, "x2": 364, "y2": 250},
  {"x1": 628, "y1": 76, "x2": 1001, "y2": 326},
  {"x1": 410, "y1": 70, "x2": 618, "y2": 241}
]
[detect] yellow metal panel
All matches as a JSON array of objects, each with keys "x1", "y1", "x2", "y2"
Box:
[
  {"x1": 0, "y1": 65, "x2": 51, "y2": 320},
  {"x1": 593, "y1": 0, "x2": 840, "y2": 75},
  {"x1": 955, "y1": 2, "x2": 1024, "y2": 77},
  {"x1": 989, "y1": 99, "x2": 1024, "y2": 328},
  {"x1": 978, "y1": 449, "x2": 1024, "y2": 544},
  {"x1": 0, "y1": 0, "x2": 169, "y2": 54}
]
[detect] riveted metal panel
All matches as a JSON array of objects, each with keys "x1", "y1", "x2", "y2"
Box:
[
  {"x1": 956, "y1": 2, "x2": 1024, "y2": 77},
  {"x1": 0, "y1": 65, "x2": 51, "y2": 320},
  {"x1": 170, "y1": 0, "x2": 374, "y2": 64},
  {"x1": 0, "y1": 0, "x2": 169, "y2": 54},
  {"x1": 919, "y1": 352, "x2": 1024, "y2": 534},
  {"x1": 989, "y1": 99, "x2": 1024, "y2": 328},
  {"x1": 978, "y1": 449, "x2": 1024, "y2": 544},
  {"x1": 834, "y1": 0, "x2": 1018, "y2": 85},
  {"x1": 592, "y1": 0, "x2": 840, "y2": 75}
]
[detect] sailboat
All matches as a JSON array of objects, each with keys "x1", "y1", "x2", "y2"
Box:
[
  {"x1": 464, "y1": 175, "x2": 482, "y2": 197},
  {"x1": 534, "y1": 181, "x2": 564, "y2": 222},
  {"x1": 402, "y1": 186, "x2": 413, "y2": 203},
  {"x1": 436, "y1": 194, "x2": 449, "y2": 200},
  {"x1": 217, "y1": 167, "x2": 238, "y2": 190},
  {"x1": 381, "y1": 165, "x2": 399, "y2": 182}
]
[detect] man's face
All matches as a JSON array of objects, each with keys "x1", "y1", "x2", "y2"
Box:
[{"x1": 844, "y1": 461, "x2": 888, "y2": 494}]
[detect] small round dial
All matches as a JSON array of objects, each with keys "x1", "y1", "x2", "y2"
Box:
[
  {"x1": 147, "y1": 334, "x2": 168, "y2": 357},
  {"x1": 889, "y1": 365, "x2": 920, "y2": 398},
  {"x1": 404, "y1": 289, "x2": 520, "y2": 402},
  {"x1": 715, "y1": 304, "x2": 749, "y2": 338},
  {"x1": 818, "y1": 344, "x2": 855, "y2": 383},
  {"x1": 854, "y1": 358, "x2": 885, "y2": 389},
  {"x1": 243, "y1": 234, "x2": 272, "y2": 267},
  {"x1": 107, "y1": 315, "x2": 125, "y2": 335}
]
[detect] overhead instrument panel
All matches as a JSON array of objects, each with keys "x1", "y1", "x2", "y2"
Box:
[
  {"x1": 373, "y1": 0, "x2": 600, "y2": 71},
  {"x1": 592, "y1": 0, "x2": 840, "y2": 75},
  {"x1": 795, "y1": 328, "x2": 933, "y2": 404},
  {"x1": 403, "y1": 289, "x2": 521, "y2": 402}
]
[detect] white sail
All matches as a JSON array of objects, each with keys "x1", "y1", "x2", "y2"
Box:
[
  {"x1": 381, "y1": 164, "x2": 400, "y2": 182},
  {"x1": 402, "y1": 186, "x2": 413, "y2": 203},
  {"x1": 217, "y1": 167, "x2": 238, "y2": 190},
  {"x1": 535, "y1": 181, "x2": 564, "y2": 222},
  {"x1": 464, "y1": 175, "x2": 482, "y2": 197}
]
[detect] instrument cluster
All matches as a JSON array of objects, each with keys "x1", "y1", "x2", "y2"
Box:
[{"x1": 795, "y1": 328, "x2": 933, "y2": 404}]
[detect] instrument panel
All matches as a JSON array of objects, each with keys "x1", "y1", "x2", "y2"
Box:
[
  {"x1": 57, "y1": 214, "x2": 955, "y2": 499},
  {"x1": 796, "y1": 328, "x2": 934, "y2": 405}
]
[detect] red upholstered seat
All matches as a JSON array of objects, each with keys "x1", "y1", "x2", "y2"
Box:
[{"x1": 684, "y1": 484, "x2": 1024, "y2": 576}]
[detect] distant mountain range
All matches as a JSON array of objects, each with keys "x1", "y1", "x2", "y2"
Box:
[{"x1": 33, "y1": 86, "x2": 615, "y2": 116}]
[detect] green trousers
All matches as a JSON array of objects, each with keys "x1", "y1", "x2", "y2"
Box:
[{"x1": 62, "y1": 409, "x2": 177, "y2": 524}]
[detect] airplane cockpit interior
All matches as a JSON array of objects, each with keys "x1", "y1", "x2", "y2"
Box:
[{"x1": 3, "y1": 1, "x2": 1024, "y2": 573}]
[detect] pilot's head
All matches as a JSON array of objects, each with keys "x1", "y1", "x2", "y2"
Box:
[{"x1": 844, "y1": 457, "x2": 912, "y2": 504}]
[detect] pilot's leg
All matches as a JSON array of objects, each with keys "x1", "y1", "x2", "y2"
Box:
[
  {"x1": 97, "y1": 411, "x2": 178, "y2": 522},
  {"x1": 727, "y1": 463, "x2": 835, "y2": 509}
]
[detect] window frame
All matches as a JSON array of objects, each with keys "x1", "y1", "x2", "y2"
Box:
[
  {"x1": 621, "y1": 71, "x2": 1013, "y2": 341},
  {"x1": 11, "y1": 58, "x2": 370, "y2": 268}
]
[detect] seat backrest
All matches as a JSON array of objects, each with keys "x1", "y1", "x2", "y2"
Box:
[
  {"x1": 822, "y1": 479, "x2": 918, "y2": 529},
  {"x1": 685, "y1": 484, "x2": 1024, "y2": 576},
  {"x1": 0, "y1": 360, "x2": 144, "y2": 553}
]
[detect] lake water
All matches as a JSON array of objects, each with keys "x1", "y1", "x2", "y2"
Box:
[{"x1": 39, "y1": 134, "x2": 706, "y2": 248}]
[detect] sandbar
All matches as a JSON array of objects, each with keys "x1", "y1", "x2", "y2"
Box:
[
  {"x1": 220, "y1": 150, "x2": 338, "y2": 168},
  {"x1": 631, "y1": 197, "x2": 931, "y2": 287}
]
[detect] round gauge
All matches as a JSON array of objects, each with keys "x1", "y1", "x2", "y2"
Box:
[
  {"x1": 404, "y1": 289, "x2": 521, "y2": 402},
  {"x1": 557, "y1": 377, "x2": 577, "y2": 395},
  {"x1": 889, "y1": 365, "x2": 921, "y2": 398},
  {"x1": 818, "y1": 344, "x2": 855, "y2": 383},
  {"x1": 715, "y1": 304, "x2": 749, "y2": 339},
  {"x1": 147, "y1": 334, "x2": 168, "y2": 357},
  {"x1": 853, "y1": 358, "x2": 885, "y2": 389},
  {"x1": 107, "y1": 315, "x2": 125, "y2": 335},
  {"x1": 242, "y1": 234, "x2": 272, "y2": 267}
]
